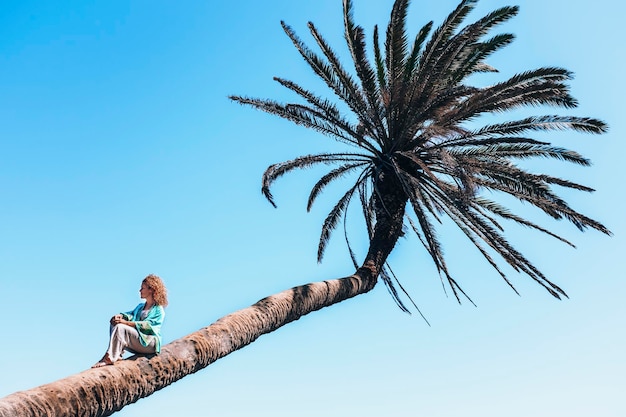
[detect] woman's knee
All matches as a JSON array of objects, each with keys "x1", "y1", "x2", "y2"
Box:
[
  {"x1": 110, "y1": 324, "x2": 137, "y2": 341},
  {"x1": 110, "y1": 323, "x2": 126, "y2": 334}
]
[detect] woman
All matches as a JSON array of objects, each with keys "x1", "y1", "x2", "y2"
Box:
[{"x1": 92, "y1": 274, "x2": 168, "y2": 368}]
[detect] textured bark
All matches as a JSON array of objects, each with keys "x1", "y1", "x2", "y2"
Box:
[
  {"x1": 366, "y1": 168, "x2": 408, "y2": 267},
  {"x1": 0, "y1": 263, "x2": 378, "y2": 417}
]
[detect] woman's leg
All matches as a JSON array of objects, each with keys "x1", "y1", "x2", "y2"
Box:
[
  {"x1": 92, "y1": 324, "x2": 156, "y2": 368},
  {"x1": 107, "y1": 324, "x2": 156, "y2": 359},
  {"x1": 123, "y1": 328, "x2": 157, "y2": 355}
]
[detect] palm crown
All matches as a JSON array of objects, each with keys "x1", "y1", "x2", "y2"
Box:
[{"x1": 231, "y1": 0, "x2": 610, "y2": 309}]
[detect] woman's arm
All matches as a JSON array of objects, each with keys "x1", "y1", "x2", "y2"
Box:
[
  {"x1": 110, "y1": 314, "x2": 136, "y2": 327},
  {"x1": 110, "y1": 304, "x2": 143, "y2": 327}
]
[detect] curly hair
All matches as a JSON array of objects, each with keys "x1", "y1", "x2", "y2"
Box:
[{"x1": 143, "y1": 274, "x2": 168, "y2": 307}]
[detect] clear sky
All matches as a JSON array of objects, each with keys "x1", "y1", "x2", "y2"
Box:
[{"x1": 0, "y1": 1, "x2": 623, "y2": 416}]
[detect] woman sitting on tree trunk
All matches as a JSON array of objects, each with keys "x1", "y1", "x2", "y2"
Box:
[{"x1": 92, "y1": 274, "x2": 168, "y2": 368}]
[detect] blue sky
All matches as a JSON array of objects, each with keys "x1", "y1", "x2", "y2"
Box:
[{"x1": 0, "y1": 1, "x2": 624, "y2": 416}]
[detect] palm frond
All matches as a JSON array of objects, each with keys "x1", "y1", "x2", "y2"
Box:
[
  {"x1": 380, "y1": 264, "x2": 431, "y2": 324},
  {"x1": 473, "y1": 197, "x2": 575, "y2": 247},
  {"x1": 449, "y1": 33, "x2": 515, "y2": 83},
  {"x1": 280, "y1": 21, "x2": 371, "y2": 124},
  {"x1": 230, "y1": 96, "x2": 356, "y2": 145},
  {"x1": 372, "y1": 25, "x2": 387, "y2": 93},
  {"x1": 307, "y1": 162, "x2": 369, "y2": 211},
  {"x1": 262, "y1": 154, "x2": 366, "y2": 207},
  {"x1": 341, "y1": 1, "x2": 388, "y2": 144},
  {"x1": 273, "y1": 77, "x2": 384, "y2": 152},
  {"x1": 410, "y1": 0, "x2": 479, "y2": 100},
  {"x1": 392, "y1": 161, "x2": 449, "y2": 274},
  {"x1": 318, "y1": 180, "x2": 363, "y2": 262},
  {"x1": 380, "y1": 266, "x2": 412, "y2": 313},
  {"x1": 445, "y1": 68, "x2": 579, "y2": 124},
  {"x1": 433, "y1": 184, "x2": 567, "y2": 298},
  {"x1": 537, "y1": 174, "x2": 596, "y2": 193},
  {"x1": 420, "y1": 6, "x2": 518, "y2": 91},
  {"x1": 473, "y1": 173, "x2": 610, "y2": 234},
  {"x1": 446, "y1": 141, "x2": 591, "y2": 165},
  {"x1": 403, "y1": 21, "x2": 433, "y2": 81},
  {"x1": 385, "y1": 0, "x2": 410, "y2": 85},
  {"x1": 419, "y1": 0, "x2": 479, "y2": 72},
  {"x1": 468, "y1": 115, "x2": 609, "y2": 138}
]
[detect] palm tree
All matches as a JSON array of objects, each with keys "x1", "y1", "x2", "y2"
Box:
[
  {"x1": 0, "y1": 1, "x2": 609, "y2": 416},
  {"x1": 231, "y1": 0, "x2": 610, "y2": 306}
]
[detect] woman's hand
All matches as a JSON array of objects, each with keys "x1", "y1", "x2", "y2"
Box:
[{"x1": 110, "y1": 314, "x2": 133, "y2": 327}]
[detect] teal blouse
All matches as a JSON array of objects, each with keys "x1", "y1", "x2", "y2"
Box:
[{"x1": 120, "y1": 303, "x2": 165, "y2": 353}]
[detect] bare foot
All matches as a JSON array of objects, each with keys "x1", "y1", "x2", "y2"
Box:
[{"x1": 91, "y1": 354, "x2": 114, "y2": 368}]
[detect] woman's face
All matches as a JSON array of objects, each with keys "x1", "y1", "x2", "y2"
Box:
[{"x1": 140, "y1": 282, "x2": 153, "y2": 300}]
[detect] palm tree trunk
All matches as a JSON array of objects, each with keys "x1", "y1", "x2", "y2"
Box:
[
  {"x1": 0, "y1": 174, "x2": 409, "y2": 417},
  {"x1": 0, "y1": 264, "x2": 379, "y2": 417},
  {"x1": 366, "y1": 169, "x2": 408, "y2": 267}
]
